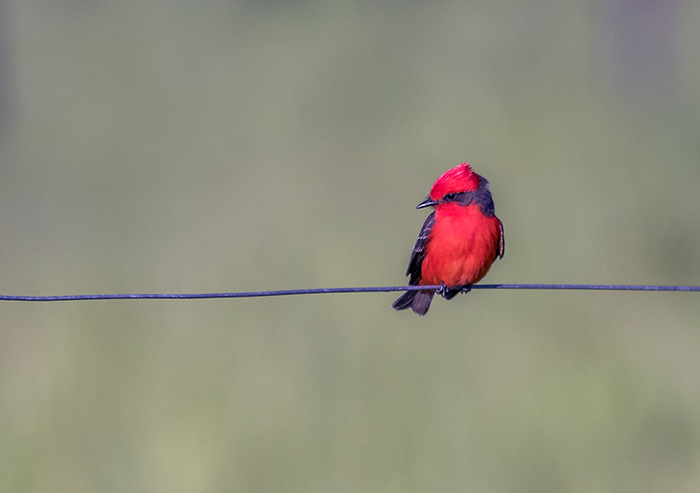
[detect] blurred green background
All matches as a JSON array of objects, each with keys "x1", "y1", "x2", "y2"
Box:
[{"x1": 1, "y1": 0, "x2": 699, "y2": 491}]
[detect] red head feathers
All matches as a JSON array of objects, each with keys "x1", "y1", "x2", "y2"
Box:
[{"x1": 429, "y1": 163, "x2": 481, "y2": 201}]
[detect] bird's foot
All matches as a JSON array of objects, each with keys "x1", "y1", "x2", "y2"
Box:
[
  {"x1": 436, "y1": 284, "x2": 449, "y2": 297},
  {"x1": 437, "y1": 284, "x2": 469, "y2": 300}
]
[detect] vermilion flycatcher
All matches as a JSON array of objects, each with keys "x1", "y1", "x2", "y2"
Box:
[{"x1": 393, "y1": 163, "x2": 504, "y2": 315}]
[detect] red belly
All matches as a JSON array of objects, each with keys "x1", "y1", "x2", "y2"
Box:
[{"x1": 420, "y1": 206, "x2": 501, "y2": 287}]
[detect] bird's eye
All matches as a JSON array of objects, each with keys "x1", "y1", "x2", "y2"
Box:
[{"x1": 445, "y1": 193, "x2": 457, "y2": 201}]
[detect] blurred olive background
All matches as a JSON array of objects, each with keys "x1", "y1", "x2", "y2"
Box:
[{"x1": 1, "y1": 0, "x2": 699, "y2": 491}]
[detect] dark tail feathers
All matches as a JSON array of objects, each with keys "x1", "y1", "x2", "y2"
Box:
[{"x1": 392, "y1": 289, "x2": 435, "y2": 316}]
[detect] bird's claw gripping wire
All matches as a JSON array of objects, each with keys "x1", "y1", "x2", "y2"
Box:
[{"x1": 436, "y1": 284, "x2": 472, "y2": 300}]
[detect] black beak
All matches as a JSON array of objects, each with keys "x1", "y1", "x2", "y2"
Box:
[{"x1": 416, "y1": 197, "x2": 438, "y2": 209}]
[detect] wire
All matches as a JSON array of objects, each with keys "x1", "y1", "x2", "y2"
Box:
[{"x1": 0, "y1": 284, "x2": 698, "y2": 302}]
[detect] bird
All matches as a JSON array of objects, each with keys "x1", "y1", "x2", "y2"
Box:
[{"x1": 392, "y1": 163, "x2": 504, "y2": 316}]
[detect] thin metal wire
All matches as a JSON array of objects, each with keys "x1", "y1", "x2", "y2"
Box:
[{"x1": 0, "y1": 284, "x2": 698, "y2": 302}]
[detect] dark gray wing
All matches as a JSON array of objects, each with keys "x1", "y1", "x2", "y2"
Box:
[
  {"x1": 497, "y1": 218, "x2": 505, "y2": 259},
  {"x1": 406, "y1": 212, "x2": 435, "y2": 285}
]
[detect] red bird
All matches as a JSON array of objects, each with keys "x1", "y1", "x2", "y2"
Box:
[{"x1": 393, "y1": 163, "x2": 504, "y2": 315}]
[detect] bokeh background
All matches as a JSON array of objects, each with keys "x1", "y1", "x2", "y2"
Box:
[{"x1": 1, "y1": 0, "x2": 699, "y2": 491}]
